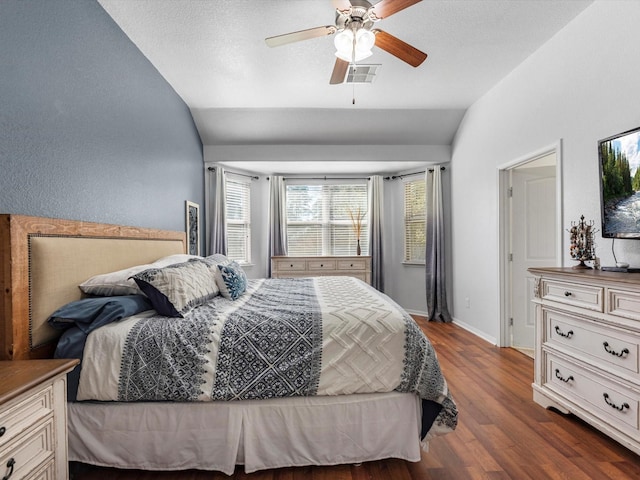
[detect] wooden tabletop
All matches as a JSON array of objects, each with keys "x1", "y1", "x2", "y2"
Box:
[
  {"x1": 528, "y1": 266, "x2": 640, "y2": 285},
  {"x1": 0, "y1": 359, "x2": 79, "y2": 405}
]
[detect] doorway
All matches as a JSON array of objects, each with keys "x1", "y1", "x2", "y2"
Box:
[{"x1": 498, "y1": 143, "x2": 563, "y2": 353}]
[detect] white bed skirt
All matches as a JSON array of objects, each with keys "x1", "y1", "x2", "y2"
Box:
[{"x1": 68, "y1": 392, "x2": 423, "y2": 475}]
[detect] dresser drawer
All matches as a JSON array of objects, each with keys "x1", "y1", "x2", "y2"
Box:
[
  {"x1": 30, "y1": 459, "x2": 55, "y2": 480},
  {"x1": 543, "y1": 308, "x2": 639, "y2": 381},
  {"x1": 608, "y1": 288, "x2": 640, "y2": 322},
  {"x1": 0, "y1": 419, "x2": 54, "y2": 480},
  {"x1": 272, "y1": 259, "x2": 307, "y2": 271},
  {"x1": 307, "y1": 259, "x2": 336, "y2": 271},
  {"x1": 271, "y1": 256, "x2": 371, "y2": 285},
  {"x1": 337, "y1": 259, "x2": 367, "y2": 271},
  {"x1": 541, "y1": 279, "x2": 603, "y2": 312},
  {"x1": 0, "y1": 386, "x2": 52, "y2": 450},
  {"x1": 546, "y1": 354, "x2": 639, "y2": 435}
]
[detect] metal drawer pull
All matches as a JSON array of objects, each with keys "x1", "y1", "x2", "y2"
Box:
[
  {"x1": 2, "y1": 458, "x2": 15, "y2": 480},
  {"x1": 555, "y1": 326, "x2": 574, "y2": 338},
  {"x1": 603, "y1": 341, "x2": 630, "y2": 358},
  {"x1": 290, "y1": 264, "x2": 293, "y2": 268},
  {"x1": 554, "y1": 369, "x2": 573, "y2": 383},
  {"x1": 0, "y1": 427, "x2": 5, "y2": 437},
  {"x1": 603, "y1": 393, "x2": 630, "y2": 412},
  {"x1": 564, "y1": 291, "x2": 572, "y2": 296}
]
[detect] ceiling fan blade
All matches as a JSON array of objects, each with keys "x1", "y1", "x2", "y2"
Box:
[
  {"x1": 371, "y1": 0, "x2": 421, "y2": 19},
  {"x1": 329, "y1": 58, "x2": 350, "y2": 84},
  {"x1": 332, "y1": 0, "x2": 352, "y2": 13},
  {"x1": 373, "y1": 29, "x2": 427, "y2": 67},
  {"x1": 265, "y1": 26, "x2": 337, "y2": 48}
]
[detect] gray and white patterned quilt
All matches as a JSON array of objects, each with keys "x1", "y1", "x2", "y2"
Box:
[{"x1": 77, "y1": 276, "x2": 457, "y2": 439}]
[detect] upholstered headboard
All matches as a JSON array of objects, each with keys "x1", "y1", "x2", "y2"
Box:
[{"x1": 0, "y1": 215, "x2": 186, "y2": 360}]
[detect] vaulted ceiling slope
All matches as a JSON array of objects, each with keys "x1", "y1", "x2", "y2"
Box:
[{"x1": 98, "y1": 0, "x2": 593, "y2": 147}]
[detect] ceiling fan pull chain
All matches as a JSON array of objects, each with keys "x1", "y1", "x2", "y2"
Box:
[{"x1": 352, "y1": 33, "x2": 357, "y2": 105}]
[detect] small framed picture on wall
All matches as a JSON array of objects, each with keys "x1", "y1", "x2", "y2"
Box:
[{"x1": 186, "y1": 200, "x2": 200, "y2": 256}]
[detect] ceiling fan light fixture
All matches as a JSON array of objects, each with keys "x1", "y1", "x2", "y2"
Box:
[
  {"x1": 355, "y1": 29, "x2": 375, "y2": 51},
  {"x1": 334, "y1": 29, "x2": 354, "y2": 55},
  {"x1": 334, "y1": 27, "x2": 374, "y2": 62}
]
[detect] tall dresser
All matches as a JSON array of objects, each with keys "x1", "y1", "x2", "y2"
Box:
[
  {"x1": 0, "y1": 359, "x2": 78, "y2": 480},
  {"x1": 271, "y1": 256, "x2": 372, "y2": 284},
  {"x1": 529, "y1": 267, "x2": 640, "y2": 456}
]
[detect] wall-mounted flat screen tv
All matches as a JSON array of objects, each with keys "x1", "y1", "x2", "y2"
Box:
[{"x1": 599, "y1": 126, "x2": 640, "y2": 238}]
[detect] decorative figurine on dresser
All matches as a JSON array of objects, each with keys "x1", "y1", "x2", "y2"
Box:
[
  {"x1": 568, "y1": 215, "x2": 597, "y2": 269},
  {"x1": 528, "y1": 266, "x2": 640, "y2": 457}
]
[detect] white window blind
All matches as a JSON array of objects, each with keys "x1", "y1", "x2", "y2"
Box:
[
  {"x1": 286, "y1": 183, "x2": 368, "y2": 256},
  {"x1": 404, "y1": 178, "x2": 426, "y2": 263},
  {"x1": 225, "y1": 177, "x2": 251, "y2": 263}
]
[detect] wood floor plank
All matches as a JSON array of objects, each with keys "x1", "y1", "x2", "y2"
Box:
[{"x1": 69, "y1": 319, "x2": 640, "y2": 480}]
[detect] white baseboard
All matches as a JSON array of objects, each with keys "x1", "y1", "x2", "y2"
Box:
[
  {"x1": 405, "y1": 310, "x2": 498, "y2": 346},
  {"x1": 451, "y1": 317, "x2": 497, "y2": 345}
]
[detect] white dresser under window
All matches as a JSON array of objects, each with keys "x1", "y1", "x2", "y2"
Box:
[
  {"x1": 529, "y1": 267, "x2": 640, "y2": 456},
  {"x1": 271, "y1": 256, "x2": 371, "y2": 285}
]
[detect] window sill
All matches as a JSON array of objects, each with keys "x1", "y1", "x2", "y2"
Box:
[{"x1": 402, "y1": 261, "x2": 426, "y2": 267}]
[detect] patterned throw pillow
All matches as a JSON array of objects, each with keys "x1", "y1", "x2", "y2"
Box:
[
  {"x1": 131, "y1": 260, "x2": 218, "y2": 317},
  {"x1": 214, "y1": 261, "x2": 247, "y2": 300}
]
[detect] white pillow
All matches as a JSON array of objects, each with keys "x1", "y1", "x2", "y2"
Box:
[{"x1": 79, "y1": 254, "x2": 201, "y2": 296}]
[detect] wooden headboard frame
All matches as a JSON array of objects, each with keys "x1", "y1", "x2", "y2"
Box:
[{"x1": 0, "y1": 215, "x2": 186, "y2": 360}]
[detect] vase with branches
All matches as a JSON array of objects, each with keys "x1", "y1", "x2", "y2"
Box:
[{"x1": 348, "y1": 206, "x2": 366, "y2": 255}]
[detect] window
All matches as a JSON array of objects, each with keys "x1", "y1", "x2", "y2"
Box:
[
  {"x1": 404, "y1": 178, "x2": 426, "y2": 263},
  {"x1": 286, "y1": 183, "x2": 368, "y2": 256},
  {"x1": 225, "y1": 176, "x2": 251, "y2": 263}
]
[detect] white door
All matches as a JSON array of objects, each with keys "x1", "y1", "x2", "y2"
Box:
[{"x1": 510, "y1": 155, "x2": 557, "y2": 351}]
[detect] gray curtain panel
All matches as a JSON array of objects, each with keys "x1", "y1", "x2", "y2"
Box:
[
  {"x1": 209, "y1": 166, "x2": 227, "y2": 256},
  {"x1": 368, "y1": 175, "x2": 384, "y2": 292},
  {"x1": 267, "y1": 175, "x2": 288, "y2": 277},
  {"x1": 425, "y1": 167, "x2": 452, "y2": 322}
]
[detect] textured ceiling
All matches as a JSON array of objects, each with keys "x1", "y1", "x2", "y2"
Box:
[{"x1": 98, "y1": 0, "x2": 593, "y2": 169}]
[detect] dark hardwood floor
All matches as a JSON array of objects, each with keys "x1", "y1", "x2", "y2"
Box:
[{"x1": 69, "y1": 318, "x2": 640, "y2": 480}]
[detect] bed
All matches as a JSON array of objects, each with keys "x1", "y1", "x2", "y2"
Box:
[{"x1": 0, "y1": 214, "x2": 457, "y2": 475}]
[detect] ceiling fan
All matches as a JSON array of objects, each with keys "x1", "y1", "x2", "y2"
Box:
[{"x1": 265, "y1": 0, "x2": 427, "y2": 85}]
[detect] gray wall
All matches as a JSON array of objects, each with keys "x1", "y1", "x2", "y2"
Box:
[{"x1": 0, "y1": 0, "x2": 203, "y2": 233}]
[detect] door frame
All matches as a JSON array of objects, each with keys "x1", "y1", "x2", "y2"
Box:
[{"x1": 497, "y1": 140, "x2": 564, "y2": 347}]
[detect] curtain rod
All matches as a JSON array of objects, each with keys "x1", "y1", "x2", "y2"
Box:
[
  {"x1": 282, "y1": 176, "x2": 370, "y2": 181},
  {"x1": 207, "y1": 167, "x2": 259, "y2": 180},
  {"x1": 384, "y1": 166, "x2": 446, "y2": 180}
]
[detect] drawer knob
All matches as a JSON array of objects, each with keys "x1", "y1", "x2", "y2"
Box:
[
  {"x1": 350, "y1": 264, "x2": 354, "y2": 267},
  {"x1": 554, "y1": 326, "x2": 574, "y2": 339},
  {"x1": 554, "y1": 369, "x2": 574, "y2": 383},
  {"x1": 564, "y1": 291, "x2": 572, "y2": 297},
  {"x1": 290, "y1": 264, "x2": 293, "y2": 268},
  {"x1": 602, "y1": 341, "x2": 630, "y2": 358},
  {"x1": 320, "y1": 264, "x2": 324, "y2": 267},
  {"x1": 0, "y1": 427, "x2": 5, "y2": 437},
  {"x1": 603, "y1": 393, "x2": 630, "y2": 412},
  {"x1": 2, "y1": 458, "x2": 15, "y2": 480}
]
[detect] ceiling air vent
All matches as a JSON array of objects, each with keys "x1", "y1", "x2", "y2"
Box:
[{"x1": 345, "y1": 64, "x2": 380, "y2": 84}]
